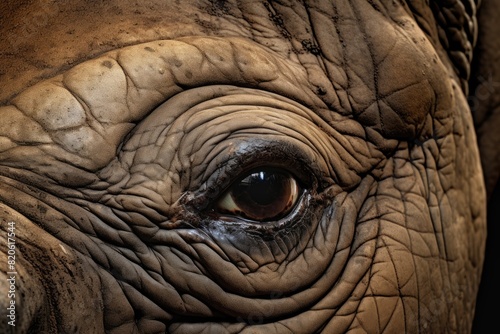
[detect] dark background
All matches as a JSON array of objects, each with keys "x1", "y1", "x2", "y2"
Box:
[{"x1": 472, "y1": 183, "x2": 499, "y2": 333}]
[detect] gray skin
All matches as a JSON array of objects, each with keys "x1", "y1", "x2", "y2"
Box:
[{"x1": 0, "y1": 0, "x2": 498, "y2": 333}]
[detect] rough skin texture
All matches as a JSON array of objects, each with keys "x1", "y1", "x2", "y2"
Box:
[{"x1": 0, "y1": 0, "x2": 495, "y2": 333}]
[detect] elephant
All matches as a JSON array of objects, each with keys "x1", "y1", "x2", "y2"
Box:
[{"x1": 0, "y1": 0, "x2": 499, "y2": 333}]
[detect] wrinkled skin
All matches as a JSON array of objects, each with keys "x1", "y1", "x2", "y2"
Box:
[{"x1": 0, "y1": 0, "x2": 497, "y2": 333}]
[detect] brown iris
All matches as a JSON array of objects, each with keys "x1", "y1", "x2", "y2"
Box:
[{"x1": 216, "y1": 168, "x2": 300, "y2": 221}]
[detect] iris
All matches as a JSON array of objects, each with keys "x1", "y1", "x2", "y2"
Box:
[{"x1": 216, "y1": 168, "x2": 300, "y2": 221}]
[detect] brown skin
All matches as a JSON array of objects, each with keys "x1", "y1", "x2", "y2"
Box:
[
  {"x1": 0, "y1": 0, "x2": 223, "y2": 103},
  {"x1": 0, "y1": 0, "x2": 497, "y2": 333}
]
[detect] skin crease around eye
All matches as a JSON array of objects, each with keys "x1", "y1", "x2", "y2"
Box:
[{"x1": 214, "y1": 168, "x2": 301, "y2": 222}]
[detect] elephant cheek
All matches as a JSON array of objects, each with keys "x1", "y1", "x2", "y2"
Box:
[{"x1": 0, "y1": 203, "x2": 105, "y2": 333}]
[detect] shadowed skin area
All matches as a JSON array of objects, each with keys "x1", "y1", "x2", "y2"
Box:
[{"x1": 0, "y1": 0, "x2": 487, "y2": 333}]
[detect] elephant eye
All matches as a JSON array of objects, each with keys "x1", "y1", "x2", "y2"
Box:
[{"x1": 215, "y1": 168, "x2": 301, "y2": 222}]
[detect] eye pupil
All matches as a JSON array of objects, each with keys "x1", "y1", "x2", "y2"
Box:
[
  {"x1": 234, "y1": 171, "x2": 288, "y2": 207},
  {"x1": 216, "y1": 168, "x2": 301, "y2": 222}
]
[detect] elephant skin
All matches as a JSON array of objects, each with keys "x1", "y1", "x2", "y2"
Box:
[{"x1": 0, "y1": 0, "x2": 496, "y2": 333}]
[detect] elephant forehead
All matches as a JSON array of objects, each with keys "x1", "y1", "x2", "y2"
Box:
[
  {"x1": 300, "y1": 0, "x2": 454, "y2": 139},
  {"x1": 0, "y1": 1, "x2": 458, "y2": 186},
  {"x1": 0, "y1": 37, "x2": 324, "y2": 181},
  {"x1": 0, "y1": 33, "x2": 445, "y2": 187}
]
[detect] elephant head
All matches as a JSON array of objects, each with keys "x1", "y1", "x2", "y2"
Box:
[{"x1": 0, "y1": 0, "x2": 497, "y2": 333}]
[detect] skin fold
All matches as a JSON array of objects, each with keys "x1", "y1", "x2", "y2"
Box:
[{"x1": 0, "y1": 0, "x2": 496, "y2": 333}]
